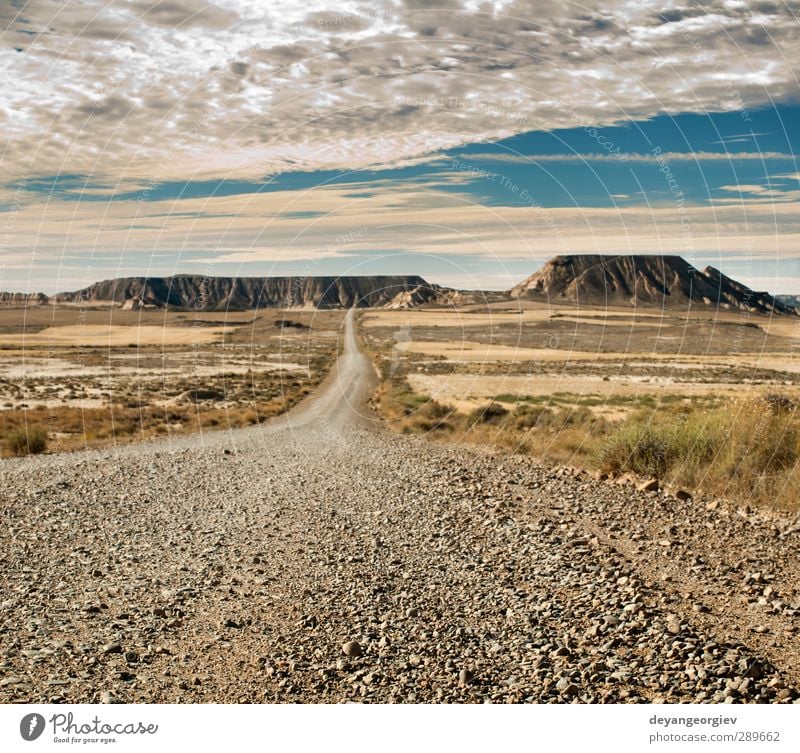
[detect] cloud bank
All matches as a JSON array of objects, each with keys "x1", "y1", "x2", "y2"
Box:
[{"x1": 3, "y1": 0, "x2": 800, "y2": 181}]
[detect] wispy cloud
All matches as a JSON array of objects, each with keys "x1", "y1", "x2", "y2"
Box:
[
  {"x1": 457, "y1": 151, "x2": 798, "y2": 165},
  {"x1": 711, "y1": 132, "x2": 771, "y2": 145}
]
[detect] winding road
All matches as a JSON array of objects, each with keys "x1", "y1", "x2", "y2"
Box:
[{"x1": 1, "y1": 310, "x2": 799, "y2": 703}]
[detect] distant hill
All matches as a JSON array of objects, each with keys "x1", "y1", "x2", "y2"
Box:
[
  {"x1": 510, "y1": 255, "x2": 796, "y2": 315},
  {"x1": 50, "y1": 275, "x2": 443, "y2": 311},
  {"x1": 776, "y1": 294, "x2": 800, "y2": 309},
  {"x1": 0, "y1": 257, "x2": 795, "y2": 314}
]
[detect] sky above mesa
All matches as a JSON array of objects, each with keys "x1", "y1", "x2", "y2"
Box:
[{"x1": 1, "y1": 0, "x2": 799, "y2": 293}]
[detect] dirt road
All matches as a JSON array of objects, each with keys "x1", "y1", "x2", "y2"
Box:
[{"x1": 1, "y1": 311, "x2": 798, "y2": 703}]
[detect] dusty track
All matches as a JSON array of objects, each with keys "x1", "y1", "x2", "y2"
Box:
[{"x1": 1, "y1": 311, "x2": 798, "y2": 703}]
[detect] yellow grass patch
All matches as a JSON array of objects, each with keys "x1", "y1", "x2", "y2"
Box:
[{"x1": 0, "y1": 325, "x2": 232, "y2": 347}]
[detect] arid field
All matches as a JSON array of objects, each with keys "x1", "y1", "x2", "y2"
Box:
[
  {"x1": 362, "y1": 301, "x2": 800, "y2": 510},
  {"x1": 5, "y1": 299, "x2": 800, "y2": 511},
  {"x1": 0, "y1": 306, "x2": 344, "y2": 453}
]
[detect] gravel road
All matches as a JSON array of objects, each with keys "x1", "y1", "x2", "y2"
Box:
[{"x1": 1, "y1": 310, "x2": 799, "y2": 703}]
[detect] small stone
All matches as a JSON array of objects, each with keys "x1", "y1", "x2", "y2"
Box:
[
  {"x1": 637, "y1": 478, "x2": 659, "y2": 492},
  {"x1": 556, "y1": 678, "x2": 580, "y2": 696},
  {"x1": 666, "y1": 617, "x2": 682, "y2": 634},
  {"x1": 743, "y1": 660, "x2": 765, "y2": 680},
  {"x1": 615, "y1": 473, "x2": 635, "y2": 486},
  {"x1": 223, "y1": 618, "x2": 241, "y2": 629},
  {"x1": 674, "y1": 489, "x2": 692, "y2": 501},
  {"x1": 124, "y1": 651, "x2": 139, "y2": 664},
  {"x1": 458, "y1": 669, "x2": 474, "y2": 685},
  {"x1": 342, "y1": 641, "x2": 363, "y2": 658},
  {"x1": 102, "y1": 643, "x2": 122, "y2": 655}
]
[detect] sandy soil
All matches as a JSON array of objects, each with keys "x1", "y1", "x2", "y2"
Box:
[
  {"x1": 394, "y1": 339, "x2": 800, "y2": 373},
  {"x1": 362, "y1": 310, "x2": 552, "y2": 328},
  {"x1": 0, "y1": 325, "x2": 232, "y2": 347},
  {"x1": 406, "y1": 373, "x2": 780, "y2": 412}
]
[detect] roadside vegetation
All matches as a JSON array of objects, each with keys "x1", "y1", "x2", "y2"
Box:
[
  {"x1": 375, "y1": 367, "x2": 800, "y2": 510},
  {"x1": 4, "y1": 425, "x2": 48, "y2": 456},
  {"x1": 0, "y1": 397, "x2": 300, "y2": 455}
]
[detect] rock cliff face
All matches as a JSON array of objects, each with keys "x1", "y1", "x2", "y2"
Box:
[
  {"x1": 1, "y1": 257, "x2": 796, "y2": 314},
  {"x1": 50, "y1": 275, "x2": 442, "y2": 310},
  {"x1": 511, "y1": 255, "x2": 795, "y2": 314},
  {"x1": 0, "y1": 291, "x2": 48, "y2": 306}
]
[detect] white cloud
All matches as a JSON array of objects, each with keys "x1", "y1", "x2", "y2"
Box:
[
  {"x1": 715, "y1": 180, "x2": 800, "y2": 203},
  {"x1": 2, "y1": 0, "x2": 800, "y2": 181},
  {"x1": 5, "y1": 180, "x2": 800, "y2": 291},
  {"x1": 456, "y1": 151, "x2": 798, "y2": 165}
]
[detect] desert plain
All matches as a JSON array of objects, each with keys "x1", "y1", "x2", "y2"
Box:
[{"x1": 1, "y1": 299, "x2": 799, "y2": 704}]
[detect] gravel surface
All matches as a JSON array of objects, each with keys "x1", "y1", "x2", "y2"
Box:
[{"x1": 1, "y1": 311, "x2": 799, "y2": 704}]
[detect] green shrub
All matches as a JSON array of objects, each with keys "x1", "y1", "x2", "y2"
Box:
[
  {"x1": 468, "y1": 402, "x2": 509, "y2": 425},
  {"x1": 601, "y1": 423, "x2": 672, "y2": 478},
  {"x1": 418, "y1": 400, "x2": 454, "y2": 420},
  {"x1": 763, "y1": 392, "x2": 795, "y2": 414},
  {"x1": 513, "y1": 404, "x2": 553, "y2": 429},
  {"x1": 5, "y1": 426, "x2": 48, "y2": 456}
]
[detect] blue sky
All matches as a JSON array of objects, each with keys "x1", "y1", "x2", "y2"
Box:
[
  {"x1": 21, "y1": 105, "x2": 800, "y2": 208},
  {"x1": 9, "y1": 104, "x2": 798, "y2": 293},
  {"x1": 2, "y1": 1, "x2": 800, "y2": 293}
]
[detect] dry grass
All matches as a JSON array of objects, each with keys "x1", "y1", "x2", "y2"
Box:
[
  {"x1": 366, "y1": 303, "x2": 800, "y2": 511},
  {"x1": 374, "y1": 371, "x2": 612, "y2": 466},
  {"x1": 4, "y1": 425, "x2": 48, "y2": 455},
  {"x1": 0, "y1": 399, "x2": 300, "y2": 454},
  {"x1": 600, "y1": 394, "x2": 800, "y2": 509}
]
